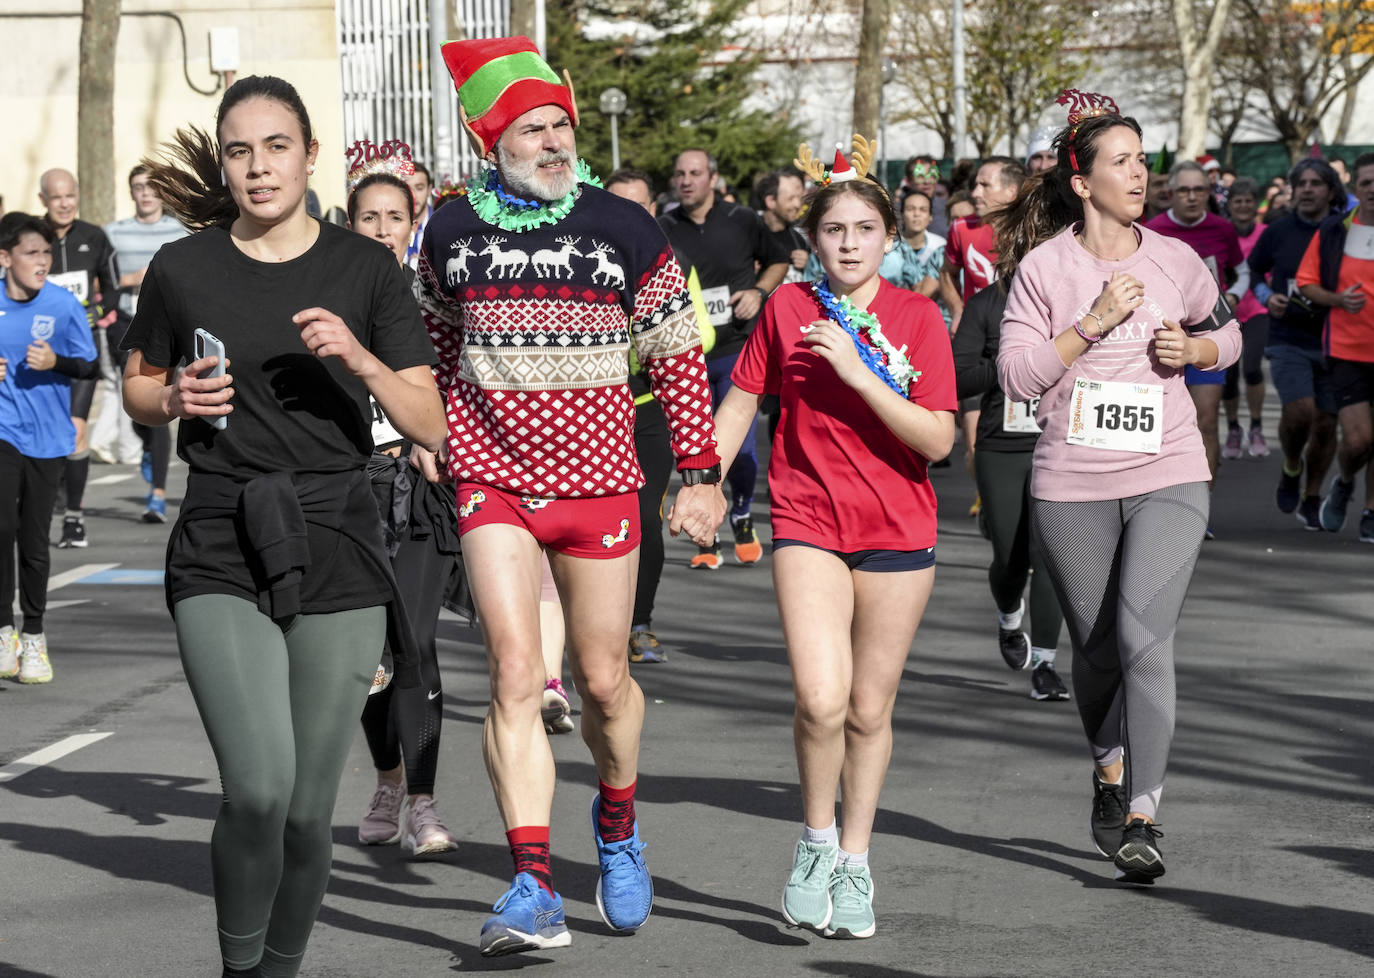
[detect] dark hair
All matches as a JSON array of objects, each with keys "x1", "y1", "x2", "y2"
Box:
[
  {"x1": 142, "y1": 75, "x2": 315, "y2": 231},
  {"x1": 1228, "y1": 177, "x2": 1260, "y2": 201},
  {"x1": 412, "y1": 161, "x2": 432, "y2": 184},
  {"x1": 947, "y1": 189, "x2": 972, "y2": 209},
  {"x1": 675, "y1": 148, "x2": 718, "y2": 175},
  {"x1": 0, "y1": 212, "x2": 55, "y2": 250},
  {"x1": 606, "y1": 167, "x2": 654, "y2": 195},
  {"x1": 753, "y1": 171, "x2": 780, "y2": 209},
  {"x1": 991, "y1": 114, "x2": 1143, "y2": 278},
  {"x1": 346, "y1": 173, "x2": 414, "y2": 224},
  {"x1": 902, "y1": 189, "x2": 933, "y2": 209},
  {"x1": 981, "y1": 156, "x2": 1026, "y2": 190},
  {"x1": 1287, "y1": 159, "x2": 1344, "y2": 215},
  {"x1": 128, "y1": 164, "x2": 151, "y2": 185},
  {"x1": 801, "y1": 178, "x2": 898, "y2": 240},
  {"x1": 1354, "y1": 152, "x2": 1374, "y2": 176}
]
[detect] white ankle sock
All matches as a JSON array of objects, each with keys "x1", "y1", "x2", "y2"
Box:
[
  {"x1": 998, "y1": 600, "x2": 1025, "y2": 631},
  {"x1": 802, "y1": 821, "x2": 838, "y2": 847},
  {"x1": 837, "y1": 847, "x2": 869, "y2": 868},
  {"x1": 1030, "y1": 646, "x2": 1056, "y2": 668}
]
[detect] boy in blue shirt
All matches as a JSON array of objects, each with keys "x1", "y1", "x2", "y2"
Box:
[{"x1": 0, "y1": 213, "x2": 99, "y2": 683}]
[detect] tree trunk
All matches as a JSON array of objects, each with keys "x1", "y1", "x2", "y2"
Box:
[
  {"x1": 852, "y1": 0, "x2": 892, "y2": 170},
  {"x1": 78, "y1": 0, "x2": 121, "y2": 227},
  {"x1": 1173, "y1": 0, "x2": 1234, "y2": 159},
  {"x1": 509, "y1": 0, "x2": 535, "y2": 43}
]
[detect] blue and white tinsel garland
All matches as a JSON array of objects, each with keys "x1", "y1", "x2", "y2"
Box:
[{"x1": 812, "y1": 278, "x2": 920, "y2": 396}]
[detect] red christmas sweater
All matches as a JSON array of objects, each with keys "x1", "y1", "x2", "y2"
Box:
[{"x1": 418, "y1": 185, "x2": 718, "y2": 497}]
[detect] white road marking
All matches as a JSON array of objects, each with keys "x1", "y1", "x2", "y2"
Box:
[
  {"x1": 89, "y1": 474, "x2": 134, "y2": 486},
  {"x1": 0, "y1": 733, "x2": 113, "y2": 783},
  {"x1": 47, "y1": 564, "x2": 119, "y2": 591}
]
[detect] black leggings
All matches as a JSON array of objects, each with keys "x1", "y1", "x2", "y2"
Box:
[
  {"x1": 0, "y1": 441, "x2": 62, "y2": 633},
  {"x1": 973, "y1": 449, "x2": 1062, "y2": 649},
  {"x1": 1223, "y1": 314, "x2": 1269, "y2": 401},
  {"x1": 359, "y1": 526, "x2": 453, "y2": 794},
  {"x1": 1031, "y1": 482, "x2": 1208, "y2": 820},
  {"x1": 632, "y1": 398, "x2": 674, "y2": 628}
]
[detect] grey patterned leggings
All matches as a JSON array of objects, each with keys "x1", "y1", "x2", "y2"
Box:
[{"x1": 1031, "y1": 482, "x2": 1209, "y2": 819}]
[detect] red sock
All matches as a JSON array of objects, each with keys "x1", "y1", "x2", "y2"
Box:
[
  {"x1": 597, "y1": 779, "x2": 637, "y2": 844},
  {"x1": 506, "y1": 826, "x2": 553, "y2": 895}
]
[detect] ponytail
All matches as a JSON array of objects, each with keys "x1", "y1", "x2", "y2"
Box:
[
  {"x1": 141, "y1": 126, "x2": 237, "y2": 232},
  {"x1": 992, "y1": 167, "x2": 1082, "y2": 279}
]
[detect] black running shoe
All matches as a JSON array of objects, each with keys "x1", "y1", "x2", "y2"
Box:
[
  {"x1": 1029, "y1": 662, "x2": 1070, "y2": 701},
  {"x1": 57, "y1": 515, "x2": 87, "y2": 549},
  {"x1": 1297, "y1": 495, "x2": 1322, "y2": 531},
  {"x1": 1090, "y1": 773, "x2": 1126, "y2": 858},
  {"x1": 997, "y1": 628, "x2": 1030, "y2": 670},
  {"x1": 1275, "y1": 466, "x2": 1301, "y2": 514},
  {"x1": 1113, "y1": 818, "x2": 1165, "y2": 884}
]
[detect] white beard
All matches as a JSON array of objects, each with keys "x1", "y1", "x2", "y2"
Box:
[{"x1": 497, "y1": 146, "x2": 577, "y2": 202}]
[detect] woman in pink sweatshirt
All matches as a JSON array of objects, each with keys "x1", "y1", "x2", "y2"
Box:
[{"x1": 995, "y1": 106, "x2": 1240, "y2": 886}]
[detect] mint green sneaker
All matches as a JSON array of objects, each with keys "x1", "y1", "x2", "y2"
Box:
[
  {"x1": 824, "y1": 863, "x2": 875, "y2": 939},
  {"x1": 781, "y1": 840, "x2": 838, "y2": 929}
]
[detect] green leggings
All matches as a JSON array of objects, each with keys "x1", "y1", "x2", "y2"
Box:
[{"x1": 174, "y1": 595, "x2": 385, "y2": 978}]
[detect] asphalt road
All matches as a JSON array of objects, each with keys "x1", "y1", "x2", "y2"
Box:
[{"x1": 2, "y1": 421, "x2": 1372, "y2": 978}]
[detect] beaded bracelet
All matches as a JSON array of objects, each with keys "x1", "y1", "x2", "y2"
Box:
[{"x1": 1073, "y1": 320, "x2": 1100, "y2": 344}]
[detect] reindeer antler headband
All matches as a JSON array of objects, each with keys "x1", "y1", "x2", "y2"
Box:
[
  {"x1": 795, "y1": 134, "x2": 881, "y2": 187},
  {"x1": 1055, "y1": 89, "x2": 1121, "y2": 173}
]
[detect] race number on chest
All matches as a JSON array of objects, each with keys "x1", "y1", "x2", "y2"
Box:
[{"x1": 1065, "y1": 378, "x2": 1163, "y2": 454}]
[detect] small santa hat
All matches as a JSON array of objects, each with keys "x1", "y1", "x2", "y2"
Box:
[
  {"x1": 441, "y1": 36, "x2": 579, "y2": 157},
  {"x1": 1196, "y1": 154, "x2": 1220, "y2": 172},
  {"x1": 829, "y1": 144, "x2": 856, "y2": 183}
]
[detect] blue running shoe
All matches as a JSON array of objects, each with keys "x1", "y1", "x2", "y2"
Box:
[
  {"x1": 142, "y1": 494, "x2": 167, "y2": 524},
  {"x1": 140, "y1": 450, "x2": 153, "y2": 486},
  {"x1": 590, "y1": 794, "x2": 653, "y2": 932},
  {"x1": 479, "y1": 873, "x2": 571, "y2": 957}
]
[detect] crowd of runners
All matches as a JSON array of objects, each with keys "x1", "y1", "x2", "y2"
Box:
[{"x1": 2, "y1": 35, "x2": 1373, "y2": 978}]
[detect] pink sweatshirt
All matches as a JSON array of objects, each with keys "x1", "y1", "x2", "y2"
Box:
[{"x1": 997, "y1": 225, "x2": 1242, "y2": 502}]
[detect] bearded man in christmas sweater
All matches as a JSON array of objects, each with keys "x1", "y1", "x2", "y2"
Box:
[{"x1": 416, "y1": 37, "x2": 726, "y2": 956}]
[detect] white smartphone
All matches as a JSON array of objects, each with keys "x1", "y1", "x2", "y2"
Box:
[{"x1": 193, "y1": 327, "x2": 227, "y2": 430}]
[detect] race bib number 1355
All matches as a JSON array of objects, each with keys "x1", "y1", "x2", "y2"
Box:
[{"x1": 1065, "y1": 378, "x2": 1163, "y2": 454}]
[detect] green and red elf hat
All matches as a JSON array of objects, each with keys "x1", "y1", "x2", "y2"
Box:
[{"x1": 441, "y1": 36, "x2": 580, "y2": 157}]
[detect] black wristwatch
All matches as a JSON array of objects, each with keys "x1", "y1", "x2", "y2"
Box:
[
  {"x1": 681, "y1": 464, "x2": 722, "y2": 486},
  {"x1": 754, "y1": 286, "x2": 769, "y2": 303}
]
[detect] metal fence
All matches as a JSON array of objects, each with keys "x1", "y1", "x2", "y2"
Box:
[{"x1": 337, "y1": 0, "x2": 510, "y2": 188}]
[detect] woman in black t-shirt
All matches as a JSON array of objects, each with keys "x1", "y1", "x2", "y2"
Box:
[{"x1": 121, "y1": 77, "x2": 444, "y2": 978}]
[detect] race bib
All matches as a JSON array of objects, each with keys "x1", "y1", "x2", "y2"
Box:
[
  {"x1": 700, "y1": 285, "x2": 732, "y2": 327},
  {"x1": 1002, "y1": 396, "x2": 1041, "y2": 434},
  {"x1": 1065, "y1": 378, "x2": 1163, "y2": 454},
  {"x1": 49, "y1": 270, "x2": 89, "y2": 304},
  {"x1": 1345, "y1": 222, "x2": 1374, "y2": 260},
  {"x1": 370, "y1": 397, "x2": 403, "y2": 450}
]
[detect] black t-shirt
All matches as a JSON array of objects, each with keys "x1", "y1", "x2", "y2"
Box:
[
  {"x1": 125, "y1": 221, "x2": 434, "y2": 476},
  {"x1": 659, "y1": 197, "x2": 789, "y2": 360},
  {"x1": 47, "y1": 218, "x2": 119, "y2": 323},
  {"x1": 123, "y1": 220, "x2": 438, "y2": 613},
  {"x1": 951, "y1": 279, "x2": 1041, "y2": 453}
]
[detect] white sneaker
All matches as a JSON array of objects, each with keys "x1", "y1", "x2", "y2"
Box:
[
  {"x1": 1, "y1": 626, "x2": 19, "y2": 678},
  {"x1": 18, "y1": 633, "x2": 53, "y2": 684}
]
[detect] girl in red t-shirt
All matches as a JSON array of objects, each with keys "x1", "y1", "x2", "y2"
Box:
[{"x1": 711, "y1": 174, "x2": 957, "y2": 939}]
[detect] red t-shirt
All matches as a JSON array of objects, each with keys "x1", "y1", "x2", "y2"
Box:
[
  {"x1": 731, "y1": 280, "x2": 958, "y2": 551},
  {"x1": 944, "y1": 217, "x2": 998, "y2": 301}
]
